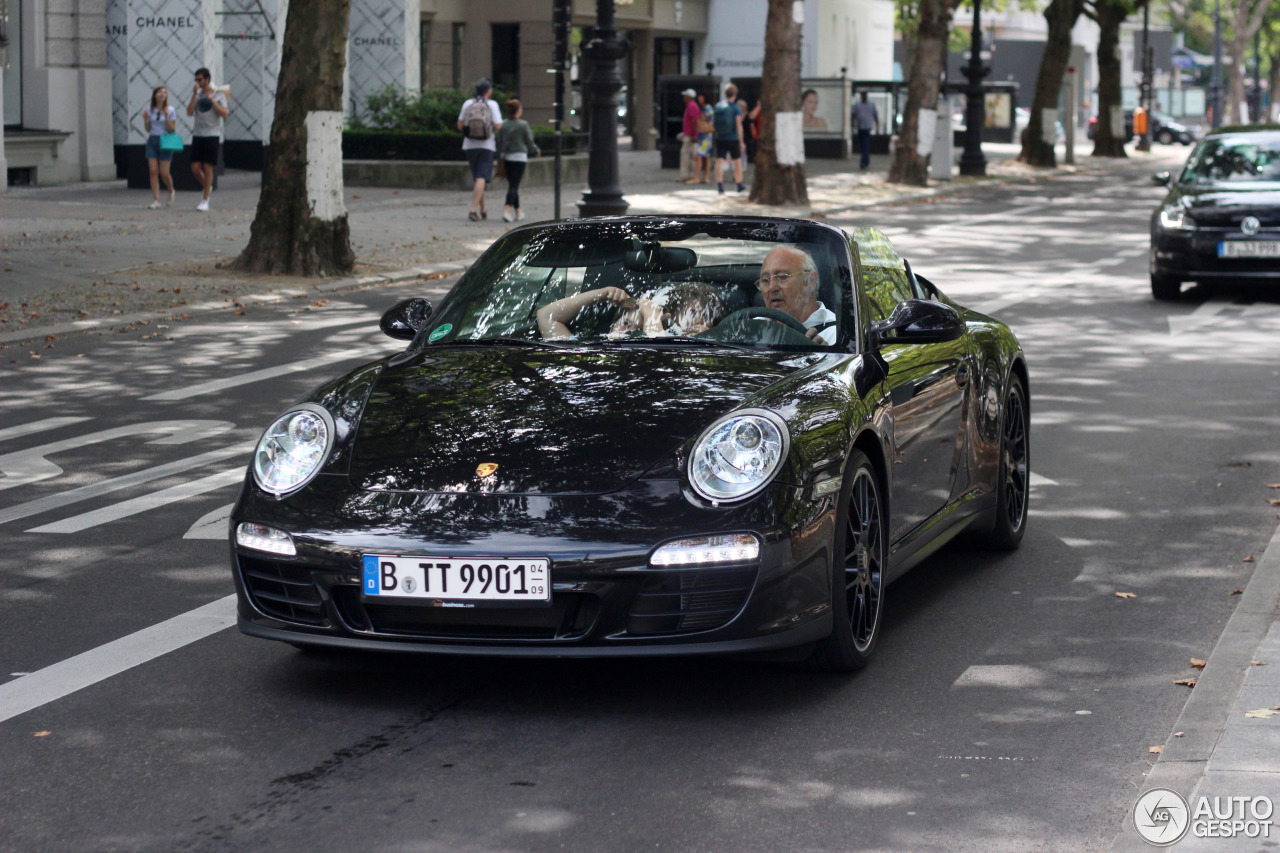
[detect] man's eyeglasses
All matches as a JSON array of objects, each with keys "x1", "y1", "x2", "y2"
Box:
[{"x1": 756, "y1": 271, "x2": 806, "y2": 290}]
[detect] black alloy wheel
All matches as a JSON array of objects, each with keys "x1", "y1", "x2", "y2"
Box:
[
  {"x1": 971, "y1": 376, "x2": 1030, "y2": 551},
  {"x1": 808, "y1": 450, "x2": 886, "y2": 672}
]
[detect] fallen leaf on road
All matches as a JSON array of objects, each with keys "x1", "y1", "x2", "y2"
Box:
[
  {"x1": 1230, "y1": 589, "x2": 1244, "y2": 595},
  {"x1": 1174, "y1": 732, "x2": 1184, "y2": 737},
  {"x1": 33, "y1": 731, "x2": 50, "y2": 737},
  {"x1": 1267, "y1": 484, "x2": 1280, "y2": 489},
  {"x1": 1148, "y1": 745, "x2": 1164, "y2": 754},
  {"x1": 1244, "y1": 709, "x2": 1279, "y2": 719},
  {"x1": 1249, "y1": 661, "x2": 1267, "y2": 666},
  {"x1": 1269, "y1": 499, "x2": 1280, "y2": 506},
  {"x1": 1243, "y1": 556, "x2": 1255, "y2": 563},
  {"x1": 1115, "y1": 592, "x2": 1137, "y2": 599},
  {"x1": 1173, "y1": 679, "x2": 1198, "y2": 688},
  {"x1": 1190, "y1": 658, "x2": 1207, "y2": 669}
]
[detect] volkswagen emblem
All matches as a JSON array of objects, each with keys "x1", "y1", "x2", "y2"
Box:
[{"x1": 1242, "y1": 216, "x2": 1261, "y2": 236}]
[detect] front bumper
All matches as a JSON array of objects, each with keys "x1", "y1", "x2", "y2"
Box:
[
  {"x1": 1152, "y1": 231, "x2": 1280, "y2": 282},
  {"x1": 231, "y1": 475, "x2": 838, "y2": 657}
]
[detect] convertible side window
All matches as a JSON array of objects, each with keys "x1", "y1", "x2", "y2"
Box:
[{"x1": 851, "y1": 227, "x2": 915, "y2": 323}]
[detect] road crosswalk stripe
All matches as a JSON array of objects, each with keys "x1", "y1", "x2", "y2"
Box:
[
  {"x1": 27, "y1": 468, "x2": 246, "y2": 534},
  {"x1": 0, "y1": 443, "x2": 253, "y2": 527},
  {"x1": 141, "y1": 344, "x2": 391, "y2": 401},
  {"x1": 0, "y1": 417, "x2": 94, "y2": 444},
  {"x1": 0, "y1": 595, "x2": 237, "y2": 724}
]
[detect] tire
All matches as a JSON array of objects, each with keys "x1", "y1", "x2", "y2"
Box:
[
  {"x1": 807, "y1": 450, "x2": 886, "y2": 672},
  {"x1": 1151, "y1": 272, "x2": 1182, "y2": 301},
  {"x1": 1157, "y1": 129, "x2": 1175, "y2": 145},
  {"x1": 969, "y1": 375, "x2": 1029, "y2": 552}
]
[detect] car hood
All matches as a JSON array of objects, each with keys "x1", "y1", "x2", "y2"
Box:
[
  {"x1": 348, "y1": 346, "x2": 813, "y2": 495},
  {"x1": 1171, "y1": 185, "x2": 1280, "y2": 226}
]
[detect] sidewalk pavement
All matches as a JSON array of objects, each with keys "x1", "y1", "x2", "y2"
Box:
[{"x1": 2, "y1": 134, "x2": 1278, "y2": 846}]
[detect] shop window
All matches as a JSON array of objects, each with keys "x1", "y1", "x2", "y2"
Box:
[{"x1": 492, "y1": 24, "x2": 519, "y2": 95}]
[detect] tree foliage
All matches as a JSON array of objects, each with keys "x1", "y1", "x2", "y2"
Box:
[{"x1": 1167, "y1": 0, "x2": 1275, "y2": 123}]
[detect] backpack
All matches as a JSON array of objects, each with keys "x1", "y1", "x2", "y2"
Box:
[
  {"x1": 713, "y1": 101, "x2": 738, "y2": 138},
  {"x1": 462, "y1": 98, "x2": 493, "y2": 140}
]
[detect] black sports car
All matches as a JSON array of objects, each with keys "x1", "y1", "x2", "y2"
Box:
[
  {"x1": 1150, "y1": 128, "x2": 1280, "y2": 300},
  {"x1": 231, "y1": 216, "x2": 1029, "y2": 671}
]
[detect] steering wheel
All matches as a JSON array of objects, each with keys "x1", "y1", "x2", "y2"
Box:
[{"x1": 720, "y1": 306, "x2": 810, "y2": 335}]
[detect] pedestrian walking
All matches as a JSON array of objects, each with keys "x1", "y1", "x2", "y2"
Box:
[
  {"x1": 745, "y1": 99, "x2": 761, "y2": 163},
  {"x1": 142, "y1": 85, "x2": 177, "y2": 209},
  {"x1": 712, "y1": 83, "x2": 745, "y2": 194},
  {"x1": 495, "y1": 98, "x2": 539, "y2": 223},
  {"x1": 689, "y1": 95, "x2": 714, "y2": 185},
  {"x1": 457, "y1": 77, "x2": 504, "y2": 222},
  {"x1": 852, "y1": 90, "x2": 879, "y2": 171},
  {"x1": 186, "y1": 67, "x2": 228, "y2": 212},
  {"x1": 678, "y1": 88, "x2": 699, "y2": 181}
]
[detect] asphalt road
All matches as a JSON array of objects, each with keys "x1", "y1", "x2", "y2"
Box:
[{"x1": 2, "y1": 167, "x2": 1279, "y2": 853}]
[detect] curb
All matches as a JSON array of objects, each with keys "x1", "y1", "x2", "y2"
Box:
[{"x1": 1109, "y1": 518, "x2": 1280, "y2": 852}]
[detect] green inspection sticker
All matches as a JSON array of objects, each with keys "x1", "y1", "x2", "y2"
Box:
[{"x1": 428, "y1": 324, "x2": 452, "y2": 342}]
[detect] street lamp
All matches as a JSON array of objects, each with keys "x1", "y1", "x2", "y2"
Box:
[
  {"x1": 1210, "y1": 0, "x2": 1222, "y2": 128},
  {"x1": 959, "y1": 0, "x2": 988, "y2": 176},
  {"x1": 576, "y1": 0, "x2": 630, "y2": 217},
  {"x1": 1137, "y1": 1, "x2": 1151, "y2": 151}
]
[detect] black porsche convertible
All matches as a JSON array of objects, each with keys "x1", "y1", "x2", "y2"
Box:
[{"x1": 231, "y1": 216, "x2": 1029, "y2": 671}]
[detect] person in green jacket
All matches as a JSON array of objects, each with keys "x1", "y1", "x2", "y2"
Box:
[{"x1": 495, "y1": 98, "x2": 541, "y2": 222}]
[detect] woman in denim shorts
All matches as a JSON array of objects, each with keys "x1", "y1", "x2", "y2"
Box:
[{"x1": 143, "y1": 85, "x2": 178, "y2": 209}]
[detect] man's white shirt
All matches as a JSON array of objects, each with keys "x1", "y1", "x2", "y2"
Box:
[{"x1": 804, "y1": 302, "x2": 838, "y2": 345}]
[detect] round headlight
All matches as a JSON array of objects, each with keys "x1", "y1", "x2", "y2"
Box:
[
  {"x1": 689, "y1": 409, "x2": 790, "y2": 502},
  {"x1": 252, "y1": 404, "x2": 335, "y2": 496}
]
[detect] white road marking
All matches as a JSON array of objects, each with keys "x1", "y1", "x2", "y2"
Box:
[
  {"x1": 27, "y1": 468, "x2": 246, "y2": 534},
  {"x1": 0, "y1": 417, "x2": 93, "y2": 444},
  {"x1": 1029, "y1": 472, "x2": 1058, "y2": 486},
  {"x1": 0, "y1": 443, "x2": 253, "y2": 527},
  {"x1": 1168, "y1": 300, "x2": 1230, "y2": 336},
  {"x1": 142, "y1": 345, "x2": 390, "y2": 401},
  {"x1": 0, "y1": 421, "x2": 235, "y2": 493},
  {"x1": 184, "y1": 502, "x2": 235, "y2": 540},
  {"x1": 0, "y1": 595, "x2": 237, "y2": 724}
]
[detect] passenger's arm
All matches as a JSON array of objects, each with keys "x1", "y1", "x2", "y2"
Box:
[{"x1": 536, "y1": 287, "x2": 630, "y2": 338}]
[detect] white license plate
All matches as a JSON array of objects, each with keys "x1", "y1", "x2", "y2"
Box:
[
  {"x1": 1218, "y1": 240, "x2": 1280, "y2": 258},
  {"x1": 362, "y1": 555, "x2": 551, "y2": 606}
]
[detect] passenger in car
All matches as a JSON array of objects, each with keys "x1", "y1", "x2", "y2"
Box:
[
  {"x1": 757, "y1": 246, "x2": 838, "y2": 344},
  {"x1": 536, "y1": 282, "x2": 727, "y2": 339}
]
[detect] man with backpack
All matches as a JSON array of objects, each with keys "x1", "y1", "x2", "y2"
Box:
[
  {"x1": 712, "y1": 83, "x2": 745, "y2": 195},
  {"x1": 457, "y1": 78, "x2": 504, "y2": 221}
]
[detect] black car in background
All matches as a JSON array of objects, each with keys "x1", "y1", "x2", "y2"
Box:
[
  {"x1": 1088, "y1": 109, "x2": 1199, "y2": 145},
  {"x1": 1149, "y1": 128, "x2": 1280, "y2": 300},
  {"x1": 230, "y1": 217, "x2": 1030, "y2": 671}
]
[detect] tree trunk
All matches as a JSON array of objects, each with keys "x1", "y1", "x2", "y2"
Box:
[
  {"x1": 1270, "y1": 51, "x2": 1280, "y2": 122},
  {"x1": 887, "y1": 0, "x2": 950, "y2": 186},
  {"x1": 1227, "y1": 0, "x2": 1275, "y2": 124},
  {"x1": 1091, "y1": 0, "x2": 1128, "y2": 158},
  {"x1": 1019, "y1": 0, "x2": 1085, "y2": 167},
  {"x1": 750, "y1": 0, "x2": 809, "y2": 205},
  {"x1": 233, "y1": 0, "x2": 355, "y2": 277}
]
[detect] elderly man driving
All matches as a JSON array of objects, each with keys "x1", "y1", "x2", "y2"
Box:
[{"x1": 757, "y1": 246, "x2": 837, "y2": 344}]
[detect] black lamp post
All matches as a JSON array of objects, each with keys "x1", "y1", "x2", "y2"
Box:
[
  {"x1": 577, "y1": 0, "x2": 630, "y2": 217},
  {"x1": 1137, "y1": 1, "x2": 1151, "y2": 151},
  {"x1": 1210, "y1": 0, "x2": 1222, "y2": 128},
  {"x1": 959, "y1": 0, "x2": 988, "y2": 176}
]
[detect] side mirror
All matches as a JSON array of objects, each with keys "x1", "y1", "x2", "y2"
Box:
[
  {"x1": 1153, "y1": 171, "x2": 1171, "y2": 186},
  {"x1": 379, "y1": 298, "x2": 433, "y2": 340},
  {"x1": 869, "y1": 299, "x2": 964, "y2": 347}
]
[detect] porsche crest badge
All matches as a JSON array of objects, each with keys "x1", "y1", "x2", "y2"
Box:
[{"x1": 476, "y1": 462, "x2": 499, "y2": 478}]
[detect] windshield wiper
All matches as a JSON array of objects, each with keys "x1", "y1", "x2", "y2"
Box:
[
  {"x1": 592, "y1": 336, "x2": 753, "y2": 350},
  {"x1": 437, "y1": 337, "x2": 570, "y2": 349}
]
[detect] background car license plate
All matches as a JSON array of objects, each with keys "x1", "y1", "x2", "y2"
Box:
[
  {"x1": 362, "y1": 555, "x2": 550, "y2": 605},
  {"x1": 1219, "y1": 241, "x2": 1280, "y2": 258}
]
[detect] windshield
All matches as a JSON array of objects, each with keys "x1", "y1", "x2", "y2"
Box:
[
  {"x1": 419, "y1": 219, "x2": 851, "y2": 350},
  {"x1": 1179, "y1": 136, "x2": 1280, "y2": 185}
]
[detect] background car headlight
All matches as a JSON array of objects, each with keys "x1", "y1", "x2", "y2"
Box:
[
  {"x1": 689, "y1": 409, "x2": 790, "y2": 502},
  {"x1": 1159, "y1": 205, "x2": 1196, "y2": 230},
  {"x1": 252, "y1": 404, "x2": 335, "y2": 496}
]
